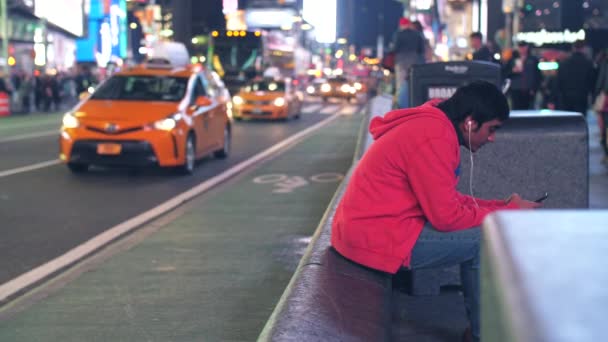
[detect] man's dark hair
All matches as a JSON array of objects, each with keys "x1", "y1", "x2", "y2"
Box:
[
  {"x1": 470, "y1": 32, "x2": 483, "y2": 40},
  {"x1": 436, "y1": 80, "x2": 509, "y2": 126}
]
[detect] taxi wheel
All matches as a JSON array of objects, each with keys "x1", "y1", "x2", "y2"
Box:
[
  {"x1": 67, "y1": 162, "x2": 89, "y2": 173},
  {"x1": 179, "y1": 135, "x2": 196, "y2": 175},
  {"x1": 214, "y1": 126, "x2": 231, "y2": 159}
]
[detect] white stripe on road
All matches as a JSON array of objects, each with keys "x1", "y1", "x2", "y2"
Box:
[
  {"x1": 320, "y1": 105, "x2": 340, "y2": 115},
  {"x1": 0, "y1": 113, "x2": 341, "y2": 303},
  {"x1": 338, "y1": 105, "x2": 360, "y2": 116},
  {"x1": 0, "y1": 160, "x2": 61, "y2": 179},
  {"x1": 300, "y1": 104, "x2": 322, "y2": 114},
  {"x1": 0, "y1": 130, "x2": 58, "y2": 144}
]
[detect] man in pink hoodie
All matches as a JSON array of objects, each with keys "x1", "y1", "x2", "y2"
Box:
[{"x1": 331, "y1": 81, "x2": 540, "y2": 342}]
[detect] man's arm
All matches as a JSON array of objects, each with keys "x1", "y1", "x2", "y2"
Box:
[
  {"x1": 457, "y1": 193, "x2": 507, "y2": 209},
  {"x1": 402, "y1": 132, "x2": 518, "y2": 231}
]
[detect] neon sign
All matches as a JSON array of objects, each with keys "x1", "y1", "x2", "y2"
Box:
[{"x1": 516, "y1": 29, "x2": 586, "y2": 47}]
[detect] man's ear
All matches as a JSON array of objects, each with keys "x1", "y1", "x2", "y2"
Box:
[{"x1": 464, "y1": 115, "x2": 476, "y2": 130}]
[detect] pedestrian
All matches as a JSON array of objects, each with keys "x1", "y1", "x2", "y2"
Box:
[
  {"x1": 18, "y1": 74, "x2": 33, "y2": 113},
  {"x1": 505, "y1": 41, "x2": 542, "y2": 109},
  {"x1": 331, "y1": 81, "x2": 541, "y2": 342},
  {"x1": 468, "y1": 32, "x2": 492, "y2": 62},
  {"x1": 555, "y1": 40, "x2": 595, "y2": 116},
  {"x1": 594, "y1": 49, "x2": 608, "y2": 164},
  {"x1": 412, "y1": 20, "x2": 433, "y2": 62},
  {"x1": 391, "y1": 17, "x2": 425, "y2": 109}
]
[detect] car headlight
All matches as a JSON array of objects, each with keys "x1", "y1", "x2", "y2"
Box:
[
  {"x1": 321, "y1": 84, "x2": 331, "y2": 93},
  {"x1": 273, "y1": 97, "x2": 286, "y2": 107},
  {"x1": 340, "y1": 84, "x2": 351, "y2": 93},
  {"x1": 354, "y1": 82, "x2": 362, "y2": 90},
  {"x1": 62, "y1": 112, "x2": 79, "y2": 129},
  {"x1": 306, "y1": 85, "x2": 315, "y2": 94},
  {"x1": 154, "y1": 113, "x2": 182, "y2": 131},
  {"x1": 233, "y1": 95, "x2": 244, "y2": 105}
]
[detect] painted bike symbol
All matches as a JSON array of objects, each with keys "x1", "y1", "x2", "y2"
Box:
[{"x1": 253, "y1": 173, "x2": 344, "y2": 193}]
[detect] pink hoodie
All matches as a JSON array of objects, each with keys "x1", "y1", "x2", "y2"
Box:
[{"x1": 331, "y1": 101, "x2": 517, "y2": 273}]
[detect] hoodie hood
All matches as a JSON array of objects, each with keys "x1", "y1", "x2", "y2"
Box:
[{"x1": 369, "y1": 99, "x2": 447, "y2": 140}]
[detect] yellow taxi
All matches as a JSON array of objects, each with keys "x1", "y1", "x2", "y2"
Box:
[
  {"x1": 59, "y1": 62, "x2": 233, "y2": 174},
  {"x1": 231, "y1": 78, "x2": 302, "y2": 120},
  {"x1": 320, "y1": 76, "x2": 357, "y2": 102}
]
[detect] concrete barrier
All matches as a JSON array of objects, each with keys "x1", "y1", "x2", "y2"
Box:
[{"x1": 482, "y1": 211, "x2": 608, "y2": 342}]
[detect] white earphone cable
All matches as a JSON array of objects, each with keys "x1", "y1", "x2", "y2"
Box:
[{"x1": 468, "y1": 123, "x2": 479, "y2": 208}]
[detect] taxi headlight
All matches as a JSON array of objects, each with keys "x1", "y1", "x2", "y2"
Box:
[
  {"x1": 62, "y1": 112, "x2": 79, "y2": 129},
  {"x1": 340, "y1": 84, "x2": 351, "y2": 93},
  {"x1": 306, "y1": 85, "x2": 315, "y2": 94},
  {"x1": 354, "y1": 82, "x2": 362, "y2": 90},
  {"x1": 273, "y1": 97, "x2": 286, "y2": 107},
  {"x1": 321, "y1": 84, "x2": 331, "y2": 93},
  {"x1": 233, "y1": 95, "x2": 244, "y2": 105},
  {"x1": 154, "y1": 113, "x2": 182, "y2": 131}
]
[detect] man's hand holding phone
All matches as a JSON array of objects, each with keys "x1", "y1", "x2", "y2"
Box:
[{"x1": 505, "y1": 193, "x2": 543, "y2": 209}]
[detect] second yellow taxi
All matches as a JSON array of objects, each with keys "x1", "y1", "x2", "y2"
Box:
[{"x1": 232, "y1": 78, "x2": 302, "y2": 120}]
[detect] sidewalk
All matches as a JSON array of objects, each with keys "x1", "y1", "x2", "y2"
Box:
[{"x1": 0, "y1": 113, "x2": 364, "y2": 341}]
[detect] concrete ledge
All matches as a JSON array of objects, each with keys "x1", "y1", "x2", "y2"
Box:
[{"x1": 482, "y1": 211, "x2": 608, "y2": 342}]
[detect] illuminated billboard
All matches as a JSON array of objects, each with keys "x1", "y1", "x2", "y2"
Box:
[
  {"x1": 35, "y1": 0, "x2": 84, "y2": 37},
  {"x1": 303, "y1": 0, "x2": 336, "y2": 43},
  {"x1": 76, "y1": 0, "x2": 127, "y2": 66},
  {"x1": 245, "y1": 8, "x2": 297, "y2": 29}
]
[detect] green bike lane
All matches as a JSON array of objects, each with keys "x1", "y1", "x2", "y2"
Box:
[{"x1": 0, "y1": 113, "x2": 363, "y2": 341}]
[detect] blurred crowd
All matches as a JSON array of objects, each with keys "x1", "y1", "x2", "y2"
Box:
[
  {"x1": 387, "y1": 17, "x2": 608, "y2": 163},
  {"x1": 0, "y1": 67, "x2": 98, "y2": 114}
]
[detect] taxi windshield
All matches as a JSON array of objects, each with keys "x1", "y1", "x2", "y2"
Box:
[
  {"x1": 91, "y1": 75, "x2": 189, "y2": 102},
  {"x1": 243, "y1": 80, "x2": 285, "y2": 92}
]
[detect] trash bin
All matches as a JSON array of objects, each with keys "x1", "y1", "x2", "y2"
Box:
[{"x1": 409, "y1": 61, "x2": 501, "y2": 107}]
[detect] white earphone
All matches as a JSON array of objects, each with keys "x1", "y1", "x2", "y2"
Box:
[{"x1": 467, "y1": 119, "x2": 479, "y2": 208}]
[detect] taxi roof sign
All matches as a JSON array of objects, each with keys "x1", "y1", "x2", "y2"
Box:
[{"x1": 146, "y1": 42, "x2": 190, "y2": 68}]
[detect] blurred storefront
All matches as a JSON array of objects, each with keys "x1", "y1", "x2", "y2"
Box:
[
  {"x1": 514, "y1": 0, "x2": 608, "y2": 53},
  {"x1": 2, "y1": 0, "x2": 85, "y2": 75}
]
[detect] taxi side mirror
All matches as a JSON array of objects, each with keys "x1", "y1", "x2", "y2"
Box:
[{"x1": 195, "y1": 96, "x2": 212, "y2": 107}]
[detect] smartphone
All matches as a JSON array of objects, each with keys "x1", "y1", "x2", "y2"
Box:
[{"x1": 534, "y1": 192, "x2": 549, "y2": 203}]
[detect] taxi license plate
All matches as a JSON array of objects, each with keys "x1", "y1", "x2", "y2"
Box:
[
  {"x1": 252, "y1": 108, "x2": 263, "y2": 114},
  {"x1": 97, "y1": 143, "x2": 122, "y2": 155}
]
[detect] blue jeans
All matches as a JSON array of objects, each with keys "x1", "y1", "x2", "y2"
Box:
[
  {"x1": 409, "y1": 222, "x2": 481, "y2": 342},
  {"x1": 397, "y1": 79, "x2": 409, "y2": 108}
]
